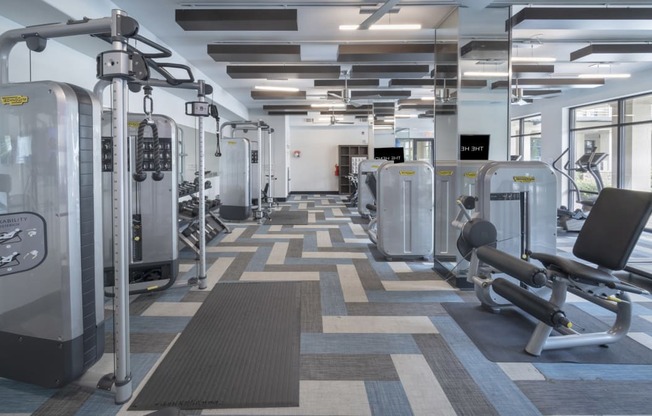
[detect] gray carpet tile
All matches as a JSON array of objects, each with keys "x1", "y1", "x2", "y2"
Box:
[
  {"x1": 300, "y1": 354, "x2": 399, "y2": 381},
  {"x1": 350, "y1": 216, "x2": 368, "y2": 224},
  {"x1": 301, "y1": 333, "x2": 421, "y2": 355},
  {"x1": 264, "y1": 264, "x2": 338, "y2": 273},
  {"x1": 395, "y1": 271, "x2": 442, "y2": 281},
  {"x1": 268, "y1": 210, "x2": 309, "y2": 225},
  {"x1": 353, "y1": 259, "x2": 385, "y2": 291},
  {"x1": 328, "y1": 227, "x2": 345, "y2": 244},
  {"x1": 286, "y1": 238, "x2": 304, "y2": 258},
  {"x1": 316, "y1": 211, "x2": 326, "y2": 221},
  {"x1": 0, "y1": 379, "x2": 55, "y2": 414},
  {"x1": 346, "y1": 302, "x2": 448, "y2": 316},
  {"x1": 517, "y1": 380, "x2": 652, "y2": 415},
  {"x1": 129, "y1": 292, "x2": 164, "y2": 316},
  {"x1": 181, "y1": 290, "x2": 210, "y2": 303},
  {"x1": 300, "y1": 281, "x2": 323, "y2": 333},
  {"x1": 220, "y1": 252, "x2": 256, "y2": 282},
  {"x1": 414, "y1": 334, "x2": 500, "y2": 416},
  {"x1": 32, "y1": 384, "x2": 94, "y2": 416},
  {"x1": 317, "y1": 246, "x2": 368, "y2": 252},
  {"x1": 217, "y1": 242, "x2": 271, "y2": 247},
  {"x1": 239, "y1": 225, "x2": 258, "y2": 239},
  {"x1": 366, "y1": 381, "x2": 413, "y2": 416},
  {"x1": 104, "y1": 332, "x2": 179, "y2": 354}
]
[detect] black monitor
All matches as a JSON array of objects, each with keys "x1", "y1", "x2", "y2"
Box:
[
  {"x1": 460, "y1": 134, "x2": 490, "y2": 160},
  {"x1": 374, "y1": 147, "x2": 404, "y2": 163}
]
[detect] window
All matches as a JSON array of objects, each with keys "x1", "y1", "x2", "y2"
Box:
[
  {"x1": 510, "y1": 114, "x2": 541, "y2": 161},
  {"x1": 570, "y1": 94, "x2": 652, "y2": 228}
]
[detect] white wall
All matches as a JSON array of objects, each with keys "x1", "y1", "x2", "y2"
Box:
[{"x1": 289, "y1": 124, "x2": 369, "y2": 192}]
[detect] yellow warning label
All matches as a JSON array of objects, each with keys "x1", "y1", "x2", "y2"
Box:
[
  {"x1": 227, "y1": 141, "x2": 237, "y2": 145},
  {"x1": 128, "y1": 121, "x2": 140, "y2": 128},
  {"x1": 438, "y1": 170, "x2": 454, "y2": 176},
  {"x1": 399, "y1": 170, "x2": 416, "y2": 176},
  {"x1": 1, "y1": 95, "x2": 28, "y2": 106},
  {"x1": 464, "y1": 172, "x2": 477, "y2": 179},
  {"x1": 513, "y1": 176, "x2": 535, "y2": 183},
  {"x1": 371, "y1": 165, "x2": 380, "y2": 168}
]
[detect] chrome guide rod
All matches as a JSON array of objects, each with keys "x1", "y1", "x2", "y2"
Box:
[
  {"x1": 267, "y1": 127, "x2": 273, "y2": 209},
  {"x1": 257, "y1": 124, "x2": 263, "y2": 213},
  {"x1": 197, "y1": 80, "x2": 207, "y2": 290},
  {"x1": 110, "y1": 9, "x2": 133, "y2": 404}
]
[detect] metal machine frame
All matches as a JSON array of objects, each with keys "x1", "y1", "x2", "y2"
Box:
[
  {"x1": 219, "y1": 120, "x2": 272, "y2": 221},
  {"x1": 101, "y1": 112, "x2": 179, "y2": 295},
  {"x1": 461, "y1": 188, "x2": 652, "y2": 356}
]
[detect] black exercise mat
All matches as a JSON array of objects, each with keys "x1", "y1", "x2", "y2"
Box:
[
  {"x1": 130, "y1": 281, "x2": 301, "y2": 411},
  {"x1": 443, "y1": 302, "x2": 652, "y2": 364},
  {"x1": 268, "y1": 210, "x2": 308, "y2": 225}
]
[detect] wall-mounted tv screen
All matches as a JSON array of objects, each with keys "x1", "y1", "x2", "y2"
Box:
[
  {"x1": 374, "y1": 147, "x2": 405, "y2": 163},
  {"x1": 459, "y1": 134, "x2": 490, "y2": 160}
]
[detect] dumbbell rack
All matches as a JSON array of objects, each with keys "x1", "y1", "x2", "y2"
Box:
[{"x1": 178, "y1": 192, "x2": 230, "y2": 256}]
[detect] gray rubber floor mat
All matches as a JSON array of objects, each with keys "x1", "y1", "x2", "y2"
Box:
[{"x1": 130, "y1": 281, "x2": 301, "y2": 410}]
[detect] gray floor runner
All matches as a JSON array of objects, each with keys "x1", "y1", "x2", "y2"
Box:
[
  {"x1": 268, "y1": 210, "x2": 308, "y2": 225},
  {"x1": 443, "y1": 302, "x2": 652, "y2": 364},
  {"x1": 130, "y1": 281, "x2": 301, "y2": 411}
]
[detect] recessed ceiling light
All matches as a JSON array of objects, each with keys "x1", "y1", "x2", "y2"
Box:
[
  {"x1": 310, "y1": 103, "x2": 347, "y2": 108},
  {"x1": 420, "y1": 96, "x2": 436, "y2": 101},
  {"x1": 577, "y1": 73, "x2": 631, "y2": 79},
  {"x1": 339, "y1": 24, "x2": 422, "y2": 31},
  {"x1": 464, "y1": 71, "x2": 509, "y2": 77},
  {"x1": 395, "y1": 114, "x2": 418, "y2": 118},
  {"x1": 511, "y1": 57, "x2": 556, "y2": 62},
  {"x1": 254, "y1": 85, "x2": 300, "y2": 92}
]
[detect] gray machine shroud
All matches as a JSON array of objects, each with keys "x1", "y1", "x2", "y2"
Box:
[
  {"x1": 219, "y1": 137, "x2": 252, "y2": 220},
  {"x1": 101, "y1": 113, "x2": 179, "y2": 287},
  {"x1": 376, "y1": 160, "x2": 434, "y2": 259},
  {"x1": 0, "y1": 81, "x2": 105, "y2": 387}
]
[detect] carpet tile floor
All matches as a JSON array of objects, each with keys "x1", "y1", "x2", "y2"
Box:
[{"x1": 1, "y1": 194, "x2": 652, "y2": 415}]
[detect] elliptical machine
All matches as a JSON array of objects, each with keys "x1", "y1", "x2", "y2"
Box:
[{"x1": 553, "y1": 148, "x2": 607, "y2": 232}]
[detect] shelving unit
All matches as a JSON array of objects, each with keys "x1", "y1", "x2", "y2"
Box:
[{"x1": 338, "y1": 145, "x2": 368, "y2": 194}]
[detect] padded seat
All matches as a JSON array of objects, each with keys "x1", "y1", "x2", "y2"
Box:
[{"x1": 531, "y1": 187, "x2": 652, "y2": 295}]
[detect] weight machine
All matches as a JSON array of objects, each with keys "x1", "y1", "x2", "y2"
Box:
[
  {"x1": 219, "y1": 120, "x2": 274, "y2": 222},
  {"x1": 367, "y1": 160, "x2": 434, "y2": 260},
  {"x1": 460, "y1": 187, "x2": 652, "y2": 356},
  {"x1": 0, "y1": 10, "x2": 210, "y2": 404}
]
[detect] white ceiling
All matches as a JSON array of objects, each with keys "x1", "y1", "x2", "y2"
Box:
[{"x1": 6, "y1": 0, "x2": 652, "y2": 117}]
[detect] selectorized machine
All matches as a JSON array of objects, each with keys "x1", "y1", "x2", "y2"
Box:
[
  {"x1": 460, "y1": 187, "x2": 652, "y2": 356},
  {"x1": 357, "y1": 159, "x2": 388, "y2": 218},
  {"x1": 369, "y1": 160, "x2": 434, "y2": 260},
  {"x1": 101, "y1": 111, "x2": 178, "y2": 294},
  {"x1": 434, "y1": 160, "x2": 485, "y2": 261},
  {"x1": 0, "y1": 81, "x2": 105, "y2": 387},
  {"x1": 453, "y1": 161, "x2": 652, "y2": 356},
  {"x1": 219, "y1": 137, "x2": 252, "y2": 220}
]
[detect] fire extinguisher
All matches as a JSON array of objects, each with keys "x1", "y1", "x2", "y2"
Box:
[{"x1": 334, "y1": 164, "x2": 339, "y2": 176}]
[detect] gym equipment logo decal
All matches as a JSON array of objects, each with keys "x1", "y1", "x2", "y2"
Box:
[
  {"x1": 513, "y1": 176, "x2": 535, "y2": 183},
  {"x1": 1, "y1": 95, "x2": 28, "y2": 106}
]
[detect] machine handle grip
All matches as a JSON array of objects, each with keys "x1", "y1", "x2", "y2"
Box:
[{"x1": 133, "y1": 119, "x2": 148, "y2": 182}]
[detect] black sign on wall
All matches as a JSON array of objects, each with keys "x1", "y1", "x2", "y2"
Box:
[
  {"x1": 374, "y1": 147, "x2": 405, "y2": 163},
  {"x1": 459, "y1": 134, "x2": 490, "y2": 160}
]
